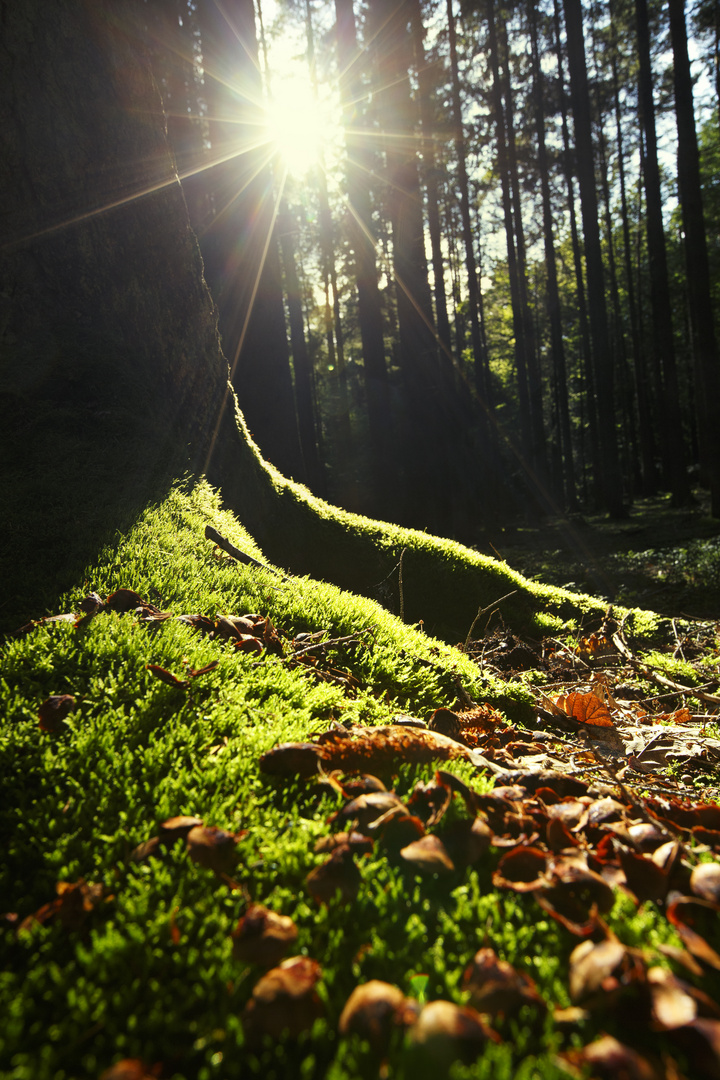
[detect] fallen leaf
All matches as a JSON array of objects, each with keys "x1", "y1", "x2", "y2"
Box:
[
  {"x1": 242, "y1": 956, "x2": 323, "y2": 1042},
  {"x1": 185, "y1": 825, "x2": 241, "y2": 874},
  {"x1": 561, "y1": 1034, "x2": 661, "y2": 1079},
  {"x1": 463, "y1": 948, "x2": 545, "y2": 1016},
  {"x1": 407, "y1": 1000, "x2": 500, "y2": 1065},
  {"x1": 554, "y1": 691, "x2": 615, "y2": 728},
  {"x1": 159, "y1": 816, "x2": 203, "y2": 843},
  {"x1": 691, "y1": 862, "x2": 720, "y2": 904},
  {"x1": 306, "y1": 844, "x2": 361, "y2": 904},
  {"x1": 99, "y1": 1060, "x2": 160, "y2": 1080},
  {"x1": 146, "y1": 664, "x2": 188, "y2": 689},
  {"x1": 232, "y1": 904, "x2": 298, "y2": 967},
  {"x1": 338, "y1": 980, "x2": 413, "y2": 1054},
  {"x1": 38, "y1": 694, "x2": 76, "y2": 732},
  {"x1": 400, "y1": 834, "x2": 455, "y2": 875},
  {"x1": 569, "y1": 939, "x2": 629, "y2": 1004}
]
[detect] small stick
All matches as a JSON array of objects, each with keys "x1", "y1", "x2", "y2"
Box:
[
  {"x1": 289, "y1": 627, "x2": 374, "y2": 662},
  {"x1": 612, "y1": 631, "x2": 720, "y2": 706},
  {"x1": 205, "y1": 525, "x2": 281, "y2": 577},
  {"x1": 463, "y1": 590, "x2": 518, "y2": 652},
  {"x1": 398, "y1": 547, "x2": 406, "y2": 623}
]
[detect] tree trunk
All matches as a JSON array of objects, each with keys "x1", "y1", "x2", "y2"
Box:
[
  {"x1": 635, "y1": 0, "x2": 690, "y2": 505},
  {"x1": 669, "y1": 0, "x2": 720, "y2": 515},
  {"x1": 562, "y1": 0, "x2": 623, "y2": 516},
  {"x1": 529, "y1": 0, "x2": 576, "y2": 509}
]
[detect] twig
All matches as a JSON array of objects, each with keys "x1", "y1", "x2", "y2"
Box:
[
  {"x1": 463, "y1": 590, "x2": 518, "y2": 652},
  {"x1": 205, "y1": 525, "x2": 282, "y2": 577},
  {"x1": 398, "y1": 547, "x2": 406, "y2": 623},
  {"x1": 590, "y1": 750, "x2": 686, "y2": 841},
  {"x1": 289, "y1": 627, "x2": 374, "y2": 662},
  {"x1": 612, "y1": 631, "x2": 720, "y2": 706}
]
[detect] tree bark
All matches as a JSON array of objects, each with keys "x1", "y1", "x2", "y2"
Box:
[
  {"x1": 562, "y1": 0, "x2": 623, "y2": 516},
  {"x1": 669, "y1": 0, "x2": 720, "y2": 515}
]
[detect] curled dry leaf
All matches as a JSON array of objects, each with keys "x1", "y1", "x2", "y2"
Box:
[
  {"x1": 159, "y1": 816, "x2": 203, "y2": 843},
  {"x1": 314, "y1": 831, "x2": 373, "y2": 856},
  {"x1": 691, "y1": 862, "x2": 720, "y2": 904},
  {"x1": 234, "y1": 634, "x2": 264, "y2": 655},
  {"x1": 146, "y1": 664, "x2": 188, "y2": 689},
  {"x1": 231, "y1": 904, "x2": 298, "y2": 968},
  {"x1": 400, "y1": 834, "x2": 455, "y2": 875},
  {"x1": 341, "y1": 774, "x2": 387, "y2": 796},
  {"x1": 106, "y1": 588, "x2": 149, "y2": 613},
  {"x1": 335, "y1": 791, "x2": 407, "y2": 832},
  {"x1": 408, "y1": 774, "x2": 452, "y2": 827},
  {"x1": 38, "y1": 694, "x2": 76, "y2": 733},
  {"x1": 373, "y1": 812, "x2": 426, "y2": 854},
  {"x1": 647, "y1": 966, "x2": 698, "y2": 1029},
  {"x1": 428, "y1": 708, "x2": 464, "y2": 740},
  {"x1": 242, "y1": 956, "x2": 323, "y2": 1042},
  {"x1": 99, "y1": 1060, "x2": 161, "y2": 1080},
  {"x1": 618, "y1": 847, "x2": 670, "y2": 904},
  {"x1": 130, "y1": 836, "x2": 162, "y2": 863},
  {"x1": 338, "y1": 980, "x2": 413, "y2": 1055},
  {"x1": 441, "y1": 816, "x2": 492, "y2": 868},
  {"x1": 667, "y1": 895, "x2": 720, "y2": 971},
  {"x1": 19, "y1": 879, "x2": 108, "y2": 933},
  {"x1": 407, "y1": 1000, "x2": 500, "y2": 1065},
  {"x1": 569, "y1": 939, "x2": 629, "y2": 1004},
  {"x1": 463, "y1": 948, "x2": 545, "y2": 1016},
  {"x1": 306, "y1": 844, "x2": 361, "y2": 904},
  {"x1": 492, "y1": 846, "x2": 548, "y2": 892},
  {"x1": 562, "y1": 1034, "x2": 661, "y2": 1080},
  {"x1": 185, "y1": 825, "x2": 242, "y2": 874}
]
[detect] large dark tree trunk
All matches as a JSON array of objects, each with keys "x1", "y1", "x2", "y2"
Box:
[
  {"x1": 669, "y1": 0, "x2": 720, "y2": 516},
  {"x1": 635, "y1": 0, "x2": 690, "y2": 505},
  {"x1": 562, "y1": 0, "x2": 623, "y2": 516},
  {"x1": 0, "y1": 0, "x2": 227, "y2": 458}
]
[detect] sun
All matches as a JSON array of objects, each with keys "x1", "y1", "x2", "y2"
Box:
[{"x1": 264, "y1": 75, "x2": 327, "y2": 177}]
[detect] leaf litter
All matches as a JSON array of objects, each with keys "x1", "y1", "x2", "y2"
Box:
[{"x1": 11, "y1": 545, "x2": 720, "y2": 1077}]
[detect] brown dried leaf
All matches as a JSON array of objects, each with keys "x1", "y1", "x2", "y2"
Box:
[
  {"x1": 400, "y1": 834, "x2": 455, "y2": 875},
  {"x1": 691, "y1": 862, "x2": 720, "y2": 904},
  {"x1": 185, "y1": 825, "x2": 241, "y2": 874},
  {"x1": 106, "y1": 588, "x2": 148, "y2": 613},
  {"x1": 188, "y1": 660, "x2": 220, "y2": 678},
  {"x1": 492, "y1": 846, "x2": 547, "y2": 892},
  {"x1": 306, "y1": 845, "x2": 361, "y2": 904},
  {"x1": 146, "y1": 664, "x2": 188, "y2": 689},
  {"x1": 569, "y1": 939, "x2": 628, "y2": 1004},
  {"x1": 314, "y1": 832, "x2": 374, "y2": 856},
  {"x1": 19, "y1": 879, "x2": 108, "y2": 933},
  {"x1": 463, "y1": 948, "x2": 545, "y2": 1015},
  {"x1": 618, "y1": 847, "x2": 670, "y2": 904},
  {"x1": 232, "y1": 904, "x2": 298, "y2": 968},
  {"x1": 38, "y1": 694, "x2": 76, "y2": 732},
  {"x1": 242, "y1": 956, "x2": 323, "y2": 1042},
  {"x1": 408, "y1": 1000, "x2": 500, "y2": 1065},
  {"x1": 338, "y1": 980, "x2": 411, "y2": 1054},
  {"x1": 99, "y1": 1060, "x2": 161, "y2": 1080},
  {"x1": 441, "y1": 816, "x2": 492, "y2": 868},
  {"x1": 554, "y1": 691, "x2": 615, "y2": 728},
  {"x1": 159, "y1": 815, "x2": 203, "y2": 842},
  {"x1": 234, "y1": 634, "x2": 264, "y2": 655},
  {"x1": 562, "y1": 1035, "x2": 661, "y2": 1080},
  {"x1": 130, "y1": 836, "x2": 162, "y2": 863}
]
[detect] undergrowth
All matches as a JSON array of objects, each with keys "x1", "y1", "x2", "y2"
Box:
[{"x1": 0, "y1": 481, "x2": 695, "y2": 1079}]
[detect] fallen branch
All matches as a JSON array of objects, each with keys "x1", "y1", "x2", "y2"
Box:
[
  {"x1": 205, "y1": 526, "x2": 282, "y2": 577},
  {"x1": 463, "y1": 590, "x2": 518, "y2": 653},
  {"x1": 612, "y1": 632, "x2": 720, "y2": 707}
]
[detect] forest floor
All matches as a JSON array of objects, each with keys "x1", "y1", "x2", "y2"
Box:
[
  {"x1": 485, "y1": 490, "x2": 720, "y2": 620},
  {"x1": 3, "y1": 479, "x2": 720, "y2": 1080}
]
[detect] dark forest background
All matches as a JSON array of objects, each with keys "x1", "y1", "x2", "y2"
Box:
[{"x1": 141, "y1": 0, "x2": 720, "y2": 539}]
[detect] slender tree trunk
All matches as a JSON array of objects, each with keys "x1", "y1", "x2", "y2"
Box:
[
  {"x1": 487, "y1": 0, "x2": 533, "y2": 467},
  {"x1": 562, "y1": 0, "x2": 623, "y2": 516},
  {"x1": 335, "y1": 0, "x2": 392, "y2": 516},
  {"x1": 669, "y1": 0, "x2": 720, "y2": 515},
  {"x1": 635, "y1": 0, "x2": 690, "y2": 505},
  {"x1": 497, "y1": 9, "x2": 547, "y2": 490},
  {"x1": 278, "y1": 205, "x2": 326, "y2": 495},
  {"x1": 529, "y1": 1, "x2": 576, "y2": 509},
  {"x1": 408, "y1": 0, "x2": 452, "y2": 357},
  {"x1": 609, "y1": 0, "x2": 656, "y2": 495},
  {"x1": 447, "y1": 0, "x2": 491, "y2": 413}
]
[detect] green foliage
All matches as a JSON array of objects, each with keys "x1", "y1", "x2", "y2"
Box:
[{"x1": 0, "y1": 481, "x2": 698, "y2": 1079}]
